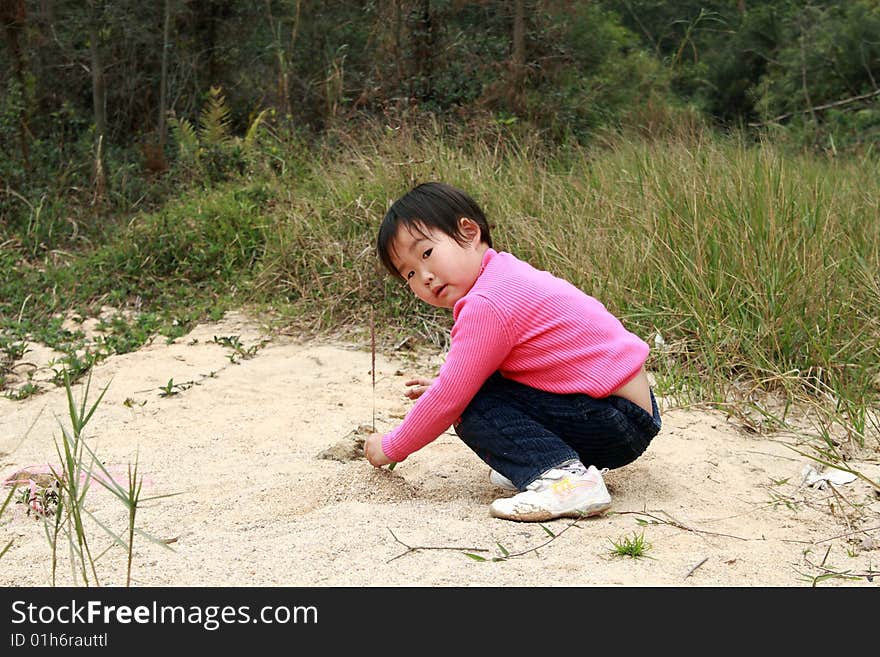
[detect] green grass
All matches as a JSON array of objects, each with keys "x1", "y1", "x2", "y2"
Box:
[
  {"x1": 37, "y1": 370, "x2": 178, "y2": 585},
  {"x1": 1, "y1": 124, "x2": 878, "y2": 454},
  {"x1": 0, "y1": 485, "x2": 18, "y2": 560},
  {"x1": 609, "y1": 531, "x2": 653, "y2": 559}
]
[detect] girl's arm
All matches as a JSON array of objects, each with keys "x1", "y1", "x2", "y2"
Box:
[{"x1": 380, "y1": 297, "x2": 514, "y2": 462}]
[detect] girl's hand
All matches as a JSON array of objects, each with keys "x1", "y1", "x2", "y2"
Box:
[
  {"x1": 403, "y1": 377, "x2": 434, "y2": 400},
  {"x1": 364, "y1": 431, "x2": 393, "y2": 467}
]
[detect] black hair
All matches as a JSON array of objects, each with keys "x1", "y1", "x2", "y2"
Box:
[{"x1": 376, "y1": 182, "x2": 493, "y2": 278}]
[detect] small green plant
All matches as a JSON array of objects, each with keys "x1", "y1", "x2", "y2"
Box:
[
  {"x1": 17, "y1": 480, "x2": 60, "y2": 517},
  {"x1": 42, "y1": 369, "x2": 177, "y2": 586},
  {"x1": 94, "y1": 312, "x2": 161, "y2": 355},
  {"x1": 0, "y1": 337, "x2": 29, "y2": 362},
  {"x1": 5, "y1": 382, "x2": 40, "y2": 400},
  {"x1": 158, "y1": 378, "x2": 178, "y2": 397},
  {"x1": 609, "y1": 531, "x2": 652, "y2": 559},
  {"x1": 212, "y1": 334, "x2": 262, "y2": 363},
  {"x1": 168, "y1": 85, "x2": 270, "y2": 183},
  {"x1": 212, "y1": 334, "x2": 242, "y2": 349},
  {"x1": 80, "y1": 447, "x2": 180, "y2": 586},
  {"x1": 51, "y1": 351, "x2": 95, "y2": 386},
  {"x1": 767, "y1": 491, "x2": 799, "y2": 511},
  {"x1": 48, "y1": 368, "x2": 111, "y2": 585},
  {"x1": 0, "y1": 484, "x2": 18, "y2": 560}
]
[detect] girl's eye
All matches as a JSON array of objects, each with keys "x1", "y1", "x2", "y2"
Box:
[{"x1": 422, "y1": 248, "x2": 432, "y2": 259}]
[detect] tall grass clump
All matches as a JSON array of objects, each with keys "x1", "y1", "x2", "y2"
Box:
[
  {"x1": 255, "y1": 124, "x2": 878, "y2": 443},
  {"x1": 50, "y1": 370, "x2": 109, "y2": 585},
  {"x1": 580, "y1": 137, "x2": 879, "y2": 435},
  {"x1": 500, "y1": 134, "x2": 879, "y2": 441},
  {"x1": 43, "y1": 370, "x2": 175, "y2": 585}
]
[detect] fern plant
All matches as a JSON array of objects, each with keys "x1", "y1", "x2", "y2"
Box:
[
  {"x1": 167, "y1": 85, "x2": 269, "y2": 183},
  {"x1": 168, "y1": 112, "x2": 200, "y2": 174},
  {"x1": 199, "y1": 86, "x2": 232, "y2": 146}
]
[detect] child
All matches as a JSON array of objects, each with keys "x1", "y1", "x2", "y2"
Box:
[{"x1": 364, "y1": 182, "x2": 661, "y2": 522}]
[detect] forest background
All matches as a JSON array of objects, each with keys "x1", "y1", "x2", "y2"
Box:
[{"x1": 1, "y1": 0, "x2": 878, "y2": 451}]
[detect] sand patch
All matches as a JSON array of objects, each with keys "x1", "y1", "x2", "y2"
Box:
[{"x1": 1, "y1": 311, "x2": 877, "y2": 587}]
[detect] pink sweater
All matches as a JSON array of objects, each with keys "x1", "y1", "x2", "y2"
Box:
[{"x1": 381, "y1": 249, "x2": 649, "y2": 462}]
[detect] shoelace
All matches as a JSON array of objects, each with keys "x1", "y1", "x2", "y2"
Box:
[{"x1": 558, "y1": 460, "x2": 589, "y2": 477}]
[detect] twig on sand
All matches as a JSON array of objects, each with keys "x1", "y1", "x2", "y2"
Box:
[
  {"x1": 388, "y1": 517, "x2": 585, "y2": 563},
  {"x1": 615, "y1": 509, "x2": 753, "y2": 541},
  {"x1": 684, "y1": 556, "x2": 709, "y2": 579},
  {"x1": 801, "y1": 552, "x2": 880, "y2": 583},
  {"x1": 370, "y1": 308, "x2": 376, "y2": 432},
  {"x1": 479, "y1": 518, "x2": 584, "y2": 562},
  {"x1": 386, "y1": 528, "x2": 489, "y2": 563},
  {"x1": 814, "y1": 523, "x2": 880, "y2": 545},
  {"x1": 706, "y1": 490, "x2": 846, "y2": 528}
]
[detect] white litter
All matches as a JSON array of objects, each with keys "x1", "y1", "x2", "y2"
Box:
[{"x1": 800, "y1": 463, "x2": 858, "y2": 490}]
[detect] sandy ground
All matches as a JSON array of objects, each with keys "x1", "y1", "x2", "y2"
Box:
[{"x1": 1, "y1": 311, "x2": 878, "y2": 587}]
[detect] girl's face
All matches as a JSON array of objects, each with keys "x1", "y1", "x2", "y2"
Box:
[{"x1": 389, "y1": 219, "x2": 488, "y2": 309}]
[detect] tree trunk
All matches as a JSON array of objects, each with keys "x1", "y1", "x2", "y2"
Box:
[
  {"x1": 34, "y1": 0, "x2": 54, "y2": 113},
  {"x1": 799, "y1": 19, "x2": 817, "y2": 126},
  {"x1": 510, "y1": 0, "x2": 525, "y2": 112},
  {"x1": 411, "y1": 0, "x2": 433, "y2": 101},
  {"x1": 1, "y1": 0, "x2": 31, "y2": 168},
  {"x1": 266, "y1": 0, "x2": 299, "y2": 119},
  {"x1": 207, "y1": 0, "x2": 218, "y2": 85},
  {"x1": 87, "y1": 0, "x2": 107, "y2": 200},
  {"x1": 158, "y1": 0, "x2": 171, "y2": 147},
  {"x1": 394, "y1": 0, "x2": 403, "y2": 87}
]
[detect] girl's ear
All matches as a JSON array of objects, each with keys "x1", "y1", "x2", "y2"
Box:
[{"x1": 458, "y1": 217, "x2": 481, "y2": 245}]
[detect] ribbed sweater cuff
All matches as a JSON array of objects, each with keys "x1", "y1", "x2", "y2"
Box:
[{"x1": 381, "y1": 432, "x2": 407, "y2": 463}]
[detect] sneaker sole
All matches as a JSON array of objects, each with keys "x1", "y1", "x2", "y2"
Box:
[{"x1": 489, "y1": 499, "x2": 612, "y2": 522}]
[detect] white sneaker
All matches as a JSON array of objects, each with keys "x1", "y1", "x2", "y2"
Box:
[
  {"x1": 489, "y1": 469, "x2": 518, "y2": 491},
  {"x1": 489, "y1": 464, "x2": 611, "y2": 522}
]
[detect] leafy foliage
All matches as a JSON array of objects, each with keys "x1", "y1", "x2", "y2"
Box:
[
  {"x1": 199, "y1": 86, "x2": 233, "y2": 146},
  {"x1": 1, "y1": 0, "x2": 877, "y2": 249}
]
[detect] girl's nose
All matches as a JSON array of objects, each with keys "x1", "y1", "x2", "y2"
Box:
[{"x1": 421, "y1": 270, "x2": 434, "y2": 285}]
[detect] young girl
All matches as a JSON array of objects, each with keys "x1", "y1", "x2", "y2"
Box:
[{"x1": 364, "y1": 182, "x2": 661, "y2": 522}]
